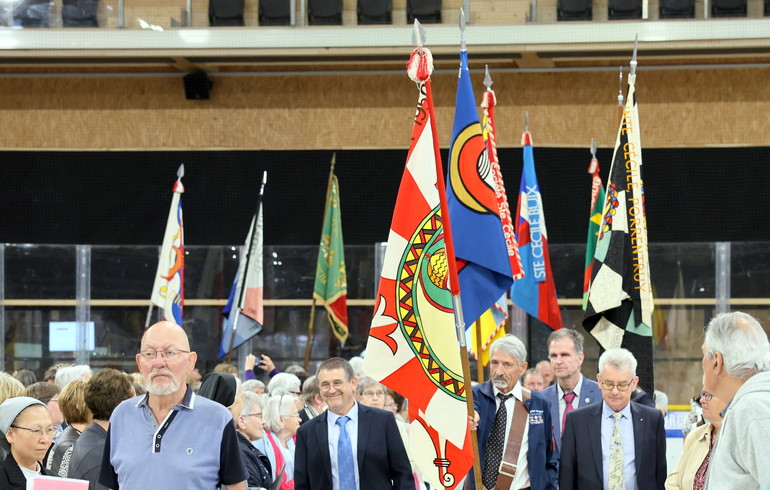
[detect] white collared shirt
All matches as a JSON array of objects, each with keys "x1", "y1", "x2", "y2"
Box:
[
  {"x1": 326, "y1": 402, "x2": 360, "y2": 490},
  {"x1": 557, "y1": 375, "x2": 585, "y2": 427},
  {"x1": 493, "y1": 382, "x2": 531, "y2": 489}
]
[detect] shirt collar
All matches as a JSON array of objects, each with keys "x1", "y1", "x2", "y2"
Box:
[
  {"x1": 135, "y1": 385, "x2": 194, "y2": 410},
  {"x1": 602, "y1": 400, "x2": 632, "y2": 419},
  {"x1": 558, "y1": 374, "x2": 585, "y2": 399},
  {"x1": 494, "y1": 381, "x2": 523, "y2": 402},
  {"x1": 327, "y1": 400, "x2": 359, "y2": 425}
]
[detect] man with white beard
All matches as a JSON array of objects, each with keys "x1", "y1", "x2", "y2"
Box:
[{"x1": 99, "y1": 321, "x2": 247, "y2": 489}]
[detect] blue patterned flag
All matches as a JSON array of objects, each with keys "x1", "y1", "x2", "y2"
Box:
[{"x1": 446, "y1": 50, "x2": 513, "y2": 326}]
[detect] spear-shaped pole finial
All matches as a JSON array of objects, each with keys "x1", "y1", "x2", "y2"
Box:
[
  {"x1": 590, "y1": 138, "x2": 597, "y2": 159},
  {"x1": 483, "y1": 65, "x2": 492, "y2": 90},
  {"x1": 618, "y1": 65, "x2": 624, "y2": 106},
  {"x1": 459, "y1": 9, "x2": 467, "y2": 52},
  {"x1": 176, "y1": 163, "x2": 184, "y2": 181},
  {"x1": 630, "y1": 34, "x2": 639, "y2": 77},
  {"x1": 412, "y1": 18, "x2": 426, "y2": 49},
  {"x1": 524, "y1": 111, "x2": 529, "y2": 133}
]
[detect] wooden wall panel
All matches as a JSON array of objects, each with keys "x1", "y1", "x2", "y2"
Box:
[{"x1": 0, "y1": 67, "x2": 768, "y2": 150}]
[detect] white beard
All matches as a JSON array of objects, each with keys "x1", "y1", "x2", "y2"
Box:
[{"x1": 147, "y1": 370, "x2": 181, "y2": 395}]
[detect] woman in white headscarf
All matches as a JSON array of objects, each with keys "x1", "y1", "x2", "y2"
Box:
[{"x1": 0, "y1": 397, "x2": 57, "y2": 488}]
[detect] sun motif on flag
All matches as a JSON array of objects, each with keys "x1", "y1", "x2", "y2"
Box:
[{"x1": 396, "y1": 208, "x2": 465, "y2": 400}]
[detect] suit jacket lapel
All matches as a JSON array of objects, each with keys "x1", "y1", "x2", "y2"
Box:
[
  {"x1": 589, "y1": 403, "x2": 604, "y2": 482},
  {"x1": 357, "y1": 405, "x2": 372, "y2": 470},
  {"x1": 631, "y1": 402, "x2": 644, "y2": 475},
  {"x1": 315, "y1": 411, "x2": 333, "y2": 485}
]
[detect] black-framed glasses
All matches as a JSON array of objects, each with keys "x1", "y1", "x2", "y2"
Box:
[
  {"x1": 11, "y1": 425, "x2": 57, "y2": 438},
  {"x1": 137, "y1": 349, "x2": 190, "y2": 362},
  {"x1": 600, "y1": 380, "x2": 633, "y2": 392},
  {"x1": 700, "y1": 391, "x2": 713, "y2": 401}
]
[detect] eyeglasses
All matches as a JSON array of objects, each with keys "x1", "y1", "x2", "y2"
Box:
[
  {"x1": 11, "y1": 425, "x2": 57, "y2": 438},
  {"x1": 241, "y1": 412, "x2": 263, "y2": 419},
  {"x1": 600, "y1": 380, "x2": 633, "y2": 392},
  {"x1": 319, "y1": 379, "x2": 346, "y2": 391},
  {"x1": 137, "y1": 349, "x2": 190, "y2": 362},
  {"x1": 281, "y1": 412, "x2": 301, "y2": 419},
  {"x1": 362, "y1": 390, "x2": 385, "y2": 398},
  {"x1": 700, "y1": 391, "x2": 713, "y2": 401}
]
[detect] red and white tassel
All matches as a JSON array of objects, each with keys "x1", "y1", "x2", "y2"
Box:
[
  {"x1": 481, "y1": 89, "x2": 496, "y2": 109},
  {"x1": 406, "y1": 47, "x2": 434, "y2": 83}
]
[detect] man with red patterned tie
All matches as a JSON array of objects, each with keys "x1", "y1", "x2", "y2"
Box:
[{"x1": 541, "y1": 329, "x2": 601, "y2": 454}]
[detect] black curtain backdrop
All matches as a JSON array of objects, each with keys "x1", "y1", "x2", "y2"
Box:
[{"x1": 1, "y1": 147, "x2": 766, "y2": 246}]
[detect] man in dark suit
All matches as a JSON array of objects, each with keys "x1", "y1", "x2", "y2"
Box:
[
  {"x1": 541, "y1": 329, "x2": 602, "y2": 454},
  {"x1": 471, "y1": 334, "x2": 558, "y2": 490},
  {"x1": 294, "y1": 357, "x2": 412, "y2": 490},
  {"x1": 559, "y1": 348, "x2": 666, "y2": 490}
]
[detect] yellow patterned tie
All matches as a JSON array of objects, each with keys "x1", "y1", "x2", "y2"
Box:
[{"x1": 609, "y1": 412, "x2": 625, "y2": 490}]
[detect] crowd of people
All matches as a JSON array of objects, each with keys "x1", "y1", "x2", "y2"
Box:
[{"x1": 0, "y1": 310, "x2": 766, "y2": 490}]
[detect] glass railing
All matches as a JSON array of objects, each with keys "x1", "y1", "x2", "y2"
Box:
[{"x1": 2, "y1": 241, "x2": 769, "y2": 406}]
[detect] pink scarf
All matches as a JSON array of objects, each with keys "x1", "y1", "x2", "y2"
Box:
[{"x1": 265, "y1": 430, "x2": 294, "y2": 490}]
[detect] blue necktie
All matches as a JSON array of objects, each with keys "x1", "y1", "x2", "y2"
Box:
[{"x1": 336, "y1": 416, "x2": 356, "y2": 490}]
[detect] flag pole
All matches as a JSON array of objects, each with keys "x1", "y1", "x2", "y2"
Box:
[
  {"x1": 617, "y1": 65, "x2": 624, "y2": 124},
  {"x1": 145, "y1": 163, "x2": 185, "y2": 330},
  {"x1": 227, "y1": 171, "x2": 268, "y2": 364},
  {"x1": 475, "y1": 320, "x2": 483, "y2": 382},
  {"x1": 431, "y1": 12, "x2": 483, "y2": 489},
  {"x1": 304, "y1": 153, "x2": 337, "y2": 370}
]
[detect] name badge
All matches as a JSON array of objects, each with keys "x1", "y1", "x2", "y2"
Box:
[{"x1": 529, "y1": 409, "x2": 544, "y2": 425}]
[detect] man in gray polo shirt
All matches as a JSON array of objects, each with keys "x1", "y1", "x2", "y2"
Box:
[{"x1": 99, "y1": 321, "x2": 247, "y2": 489}]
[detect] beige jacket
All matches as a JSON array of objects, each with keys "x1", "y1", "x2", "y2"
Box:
[{"x1": 665, "y1": 422, "x2": 714, "y2": 490}]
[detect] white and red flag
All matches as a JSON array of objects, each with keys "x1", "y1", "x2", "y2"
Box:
[
  {"x1": 363, "y1": 44, "x2": 473, "y2": 490},
  {"x1": 149, "y1": 164, "x2": 184, "y2": 326}
]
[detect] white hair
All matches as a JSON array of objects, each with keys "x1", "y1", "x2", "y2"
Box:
[
  {"x1": 598, "y1": 348, "x2": 637, "y2": 377},
  {"x1": 242, "y1": 380, "x2": 265, "y2": 393},
  {"x1": 55, "y1": 365, "x2": 92, "y2": 389},
  {"x1": 489, "y1": 335, "x2": 527, "y2": 365},
  {"x1": 705, "y1": 311, "x2": 770, "y2": 379},
  {"x1": 240, "y1": 391, "x2": 263, "y2": 417},
  {"x1": 263, "y1": 394, "x2": 298, "y2": 433},
  {"x1": 267, "y1": 373, "x2": 300, "y2": 396}
]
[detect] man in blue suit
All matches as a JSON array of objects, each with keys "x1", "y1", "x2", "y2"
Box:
[
  {"x1": 471, "y1": 334, "x2": 558, "y2": 490},
  {"x1": 294, "y1": 357, "x2": 412, "y2": 490},
  {"x1": 541, "y1": 329, "x2": 601, "y2": 453},
  {"x1": 559, "y1": 348, "x2": 666, "y2": 490}
]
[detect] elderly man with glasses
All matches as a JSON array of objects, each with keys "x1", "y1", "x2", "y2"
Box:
[
  {"x1": 98, "y1": 321, "x2": 247, "y2": 490},
  {"x1": 559, "y1": 347, "x2": 666, "y2": 490}
]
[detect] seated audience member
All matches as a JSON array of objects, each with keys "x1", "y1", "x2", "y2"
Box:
[
  {"x1": 665, "y1": 390, "x2": 727, "y2": 490},
  {"x1": 253, "y1": 394, "x2": 300, "y2": 489},
  {"x1": 13, "y1": 370, "x2": 36, "y2": 388},
  {"x1": 356, "y1": 377, "x2": 386, "y2": 409},
  {"x1": 521, "y1": 368, "x2": 546, "y2": 391},
  {"x1": 243, "y1": 380, "x2": 266, "y2": 395},
  {"x1": 0, "y1": 374, "x2": 26, "y2": 405},
  {"x1": 235, "y1": 391, "x2": 273, "y2": 489},
  {"x1": 68, "y1": 368, "x2": 134, "y2": 489},
  {"x1": 0, "y1": 397, "x2": 56, "y2": 487},
  {"x1": 536, "y1": 360, "x2": 554, "y2": 387},
  {"x1": 54, "y1": 366, "x2": 92, "y2": 390},
  {"x1": 298, "y1": 376, "x2": 325, "y2": 424},
  {"x1": 46, "y1": 379, "x2": 92, "y2": 476}
]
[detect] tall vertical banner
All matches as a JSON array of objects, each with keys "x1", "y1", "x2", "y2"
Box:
[
  {"x1": 364, "y1": 47, "x2": 473, "y2": 490},
  {"x1": 583, "y1": 73, "x2": 655, "y2": 394},
  {"x1": 220, "y1": 204, "x2": 265, "y2": 359},
  {"x1": 446, "y1": 50, "x2": 513, "y2": 327},
  {"x1": 150, "y1": 165, "x2": 185, "y2": 326},
  {"x1": 510, "y1": 131, "x2": 563, "y2": 331},
  {"x1": 583, "y1": 154, "x2": 606, "y2": 310},
  {"x1": 313, "y1": 174, "x2": 349, "y2": 343}
]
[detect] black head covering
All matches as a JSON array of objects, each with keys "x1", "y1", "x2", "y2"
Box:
[{"x1": 198, "y1": 372, "x2": 237, "y2": 408}]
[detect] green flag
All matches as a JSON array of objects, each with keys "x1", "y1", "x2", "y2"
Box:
[
  {"x1": 313, "y1": 174, "x2": 349, "y2": 343},
  {"x1": 583, "y1": 156, "x2": 605, "y2": 310}
]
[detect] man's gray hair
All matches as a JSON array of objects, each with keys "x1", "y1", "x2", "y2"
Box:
[
  {"x1": 301, "y1": 375, "x2": 320, "y2": 406},
  {"x1": 489, "y1": 335, "x2": 527, "y2": 365},
  {"x1": 547, "y1": 329, "x2": 585, "y2": 355},
  {"x1": 705, "y1": 311, "x2": 770, "y2": 380},
  {"x1": 239, "y1": 391, "x2": 264, "y2": 418},
  {"x1": 263, "y1": 393, "x2": 299, "y2": 433},
  {"x1": 267, "y1": 373, "x2": 301, "y2": 396},
  {"x1": 598, "y1": 348, "x2": 637, "y2": 377},
  {"x1": 242, "y1": 380, "x2": 265, "y2": 393}
]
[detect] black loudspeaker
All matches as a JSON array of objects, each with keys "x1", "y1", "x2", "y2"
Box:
[{"x1": 183, "y1": 71, "x2": 213, "y2": 100}]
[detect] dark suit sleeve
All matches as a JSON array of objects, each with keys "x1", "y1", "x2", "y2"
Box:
[
  {"x1": 384, "y1": 413, "x2": 413, "y2": 490},
  {"x1": 294, "y1": 424, "x2": 311, "y2": 490},
  {"x1": 98, "y1": 427, "x2": 119, "y2": 490},
  {"x1": 654, "y1": 411, "x2": 667, "y2": 490},
  {"x1": 541, "y1": 400, "x2": 559, "y2": 489},
  {"x1": 558, "y1": 412, "x2": 578, "y2": 490}
]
